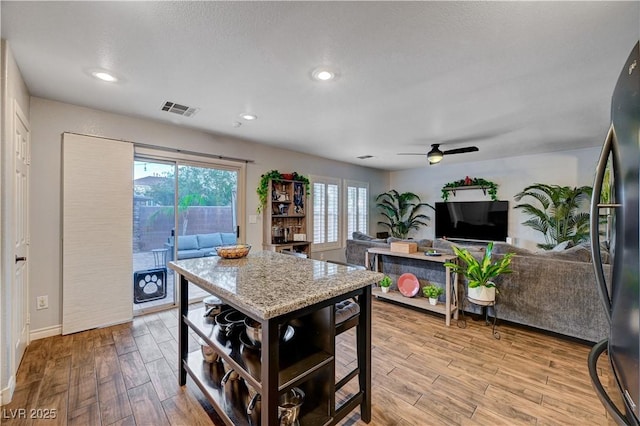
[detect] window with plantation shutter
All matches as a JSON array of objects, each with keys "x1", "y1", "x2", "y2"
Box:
[
  {"x1": 312, "y1": 176, "x2": 341, "y2": 250},
  {"x1": 345, "y1": 180, "x2": 369, "y2": 240}
]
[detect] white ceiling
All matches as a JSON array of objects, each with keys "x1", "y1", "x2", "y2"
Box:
[{"x1": 2, "y1": 1, "x2": 638, "y2": 171}]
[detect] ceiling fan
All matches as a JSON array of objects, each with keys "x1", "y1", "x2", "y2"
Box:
[{"x1": 398, "y1": 143, "x2": 479, "y2": 165}]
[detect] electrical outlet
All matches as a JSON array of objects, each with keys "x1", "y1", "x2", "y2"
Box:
[{"x1": 36, "y1": 295, "x2": 48, "y2": 310}]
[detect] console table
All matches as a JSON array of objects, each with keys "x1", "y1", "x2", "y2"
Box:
[{"x1": 365, "y1": 248, "x2": 459, "y2": 326}]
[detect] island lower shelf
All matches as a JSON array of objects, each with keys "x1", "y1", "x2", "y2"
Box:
[
  {"x1": 185, "y1": 350, "x2": 332, "y2": 426},
  {"x1": 184, "y1": 307, "x2": 334, "y2": 392}
]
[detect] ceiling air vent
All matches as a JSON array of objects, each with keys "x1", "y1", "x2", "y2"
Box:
[
  {"x1": 160, "y1": 101, "x2": 199, "y2": 117},
  {"x1": 357, "y1": 155, "x2": 374, "y2": 160}
]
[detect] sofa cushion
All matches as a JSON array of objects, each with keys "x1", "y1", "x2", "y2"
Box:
[
  {"x1": 220, "y1": 232, "x2": 237, "y2": 245},
  {"x1": 177, "y1": 235, "x2": 199, "y2": 250},
  {"x1": 417, "y1": 239, "x2": 433, "y2": 248},
  {"x1": 178, "y1": 249, "x2": 204, "y2": 259},
  {"x1": 536, "y1": 243, "x2": 593, "y2": 262},
  {"x1": 198, "y1": 233, "x2": 223, "y2": 249},
  {"x1": 492, "y1": 242, "x2": 533, "y2": 256},
  {"x1": 432, "y1": 239, "x2": 485, "y2": 254},
  {"x1": 353, "y1": 231, "x2": 376, "y2": 241}
]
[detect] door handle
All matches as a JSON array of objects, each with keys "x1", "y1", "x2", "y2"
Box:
[
  {"x1": 15, "y1": 256, "x2": 26, "y2": 263},
  {"x1": 590, "y1": 123, "x2": 615, "y2": 323}
]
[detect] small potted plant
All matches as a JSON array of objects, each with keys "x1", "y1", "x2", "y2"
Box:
[
  {"x1": 444, "y1": 241, "x2": 514, "y2": 304},
  {"x1": 422, "y1": 284, "x2": 444, "y2": 305},
  {"x1": 379, "y1": 275, "x2": 392, "y2": 293}
]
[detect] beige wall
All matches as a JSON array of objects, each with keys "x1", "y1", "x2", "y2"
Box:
[
  {"x1": 29, "y1": 97, "x2": 388, "y2": 332},
  {"x1": 1, "y1": 40, "x2": 31, "y2": 401}
]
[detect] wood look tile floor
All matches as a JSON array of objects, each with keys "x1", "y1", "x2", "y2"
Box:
[{"x1": 2, "y1": 299, "x2": 622, "y2": 426}]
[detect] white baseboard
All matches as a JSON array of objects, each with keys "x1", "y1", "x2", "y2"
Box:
[
  {"x1": 30, "y1": 325, "x2": 62, "y2": 341},
  {"x1": 1, "y1": 375, "x2": 16, "y2": 405}
]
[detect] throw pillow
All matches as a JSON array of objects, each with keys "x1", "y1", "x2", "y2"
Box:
[
  {"x1": 551, "y1": 240, "x2": 573, "y2": 251},
  {"x1": 352, "y1": 231, "x2": 375, "y2": 241}
]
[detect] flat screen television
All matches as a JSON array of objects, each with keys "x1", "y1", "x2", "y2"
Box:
[{"x1": 435, "y1": 201, "x2": 509, "y2": 242}]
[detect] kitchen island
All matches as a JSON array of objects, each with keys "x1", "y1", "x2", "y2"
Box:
[{"x1": 169, "y1": 250, "x2": 383, "y2": 425}]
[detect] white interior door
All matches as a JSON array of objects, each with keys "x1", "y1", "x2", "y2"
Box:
[
  {"x1": 12, "y1": 102, "x2": 29, "y2": 373},
  {"x1": 62, "y1": 133, "x2": 133, "y2": 334}
]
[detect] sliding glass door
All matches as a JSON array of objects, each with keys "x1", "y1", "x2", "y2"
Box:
[
  {"x1": 133, "y1": 157, "x2": 240, "y2": 314},
  {"x1": 175, "y1": 163, "x2": 238, "y2": 301},
  {"x1": 133, "y1": 160, "x2": 177, "y2": 312}
]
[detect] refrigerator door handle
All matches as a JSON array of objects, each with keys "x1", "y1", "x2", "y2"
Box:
[
  {"x1": 590, "y1": 124, "x2": 616, "y2": 323},
  {"x1": 588, "y1": 339, "x2": 630, "y2": 425}
]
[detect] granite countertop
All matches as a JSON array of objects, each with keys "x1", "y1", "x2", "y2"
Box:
[{"x1": 169, "y1": 250, "x2": 384, "y2": 320}]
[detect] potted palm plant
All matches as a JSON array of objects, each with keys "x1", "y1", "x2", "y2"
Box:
[
  {"x1": 375, "y1": 190, "x2": 433, "y2": 239},
  {"x1": 444, "y1": 242, "x2": 514, "y2": 303},
  {"x1": 514, "y1": 183, "x2": 592, "y2": 250}
]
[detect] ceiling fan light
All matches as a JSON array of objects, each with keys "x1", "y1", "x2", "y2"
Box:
[{"x1": 427, "y1": 148, "x2": 443, "y2": 164}]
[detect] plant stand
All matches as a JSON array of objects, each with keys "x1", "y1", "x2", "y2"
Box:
[{"x1": 458, "y1": 296, "x2": 500, "y2": 339}]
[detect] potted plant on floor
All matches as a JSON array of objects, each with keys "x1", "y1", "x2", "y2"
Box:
[
  {"x1": 514, "y1": 183, "x2": 592, "y2": 250},
  {"x1": 375, "y1": 190, "x2": 433, "y2": 239},
  {"x1": 444, "y1": 242, "x2": 514, "y2": 304},
  {"x1": 422, "y1": 284, "x2": 444, "y2": 305},
  {"x1": 379, "y1": 275, "x2": 392, "y2": 293}
]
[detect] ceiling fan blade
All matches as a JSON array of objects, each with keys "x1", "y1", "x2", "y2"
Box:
[
  {"x1": 443, "y1": 146, "x2": 479, "y2": 155},
  {"x1": 397, "y1": 153, "x2": 428, "y2": 156},
  {"x1": 441, "y1": 131, "x2": 507, "y2": 145}
]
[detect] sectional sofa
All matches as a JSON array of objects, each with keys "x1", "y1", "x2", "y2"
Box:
[
  {"x1": 346, "y1": 233, "x2": 610, "y2": 343},
  {"x1": 165, "y1": 232, "x2": 237, "y2": 261}
]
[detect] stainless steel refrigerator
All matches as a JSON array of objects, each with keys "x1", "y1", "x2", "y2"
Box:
[{"x1": 589, "y1": 41, "x2": 640, "y2": 425}]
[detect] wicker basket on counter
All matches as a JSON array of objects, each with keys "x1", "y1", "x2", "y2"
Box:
[{"x1": 215, "y1": 244, "x2": 251, "y2": 259}]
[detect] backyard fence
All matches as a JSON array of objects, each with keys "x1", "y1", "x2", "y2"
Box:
[{"x1": 133, "y1": 205, "x2": 234, "y2": 252}]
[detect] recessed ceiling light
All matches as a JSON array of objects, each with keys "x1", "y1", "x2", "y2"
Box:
[
  {"x1": 91, "y1": 71, "x2": 118, "y2": 83},
  {"x1": 241, "y1": 113, "x2": 257, "y2": 121},
  {"x1": 311, "y1": 67, "x2": 337, "y2": 82}
]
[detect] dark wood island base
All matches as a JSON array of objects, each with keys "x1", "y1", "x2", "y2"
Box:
[{"x1": 170, "y1": 251, "x2": 382, "y2": 425}]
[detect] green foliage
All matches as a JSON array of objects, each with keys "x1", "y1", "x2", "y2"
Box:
[
  {"x1": 145, "y1": 166, "x2": 237, "y2": 235},
  {"x1": 375, "y1": 190, "x2": 433, "y2": 239},
  {"x1": 256, "y1": 170, "x2": 310, "y2": 213},
  {"x1": 422, "y1": 284, "x2": 444, "y2": 298},
  {"x1": 291, "y1": 172, "x2": 311, "y2": 195},
  {"x1": 514, "y1": 183, "x2": 592, "y2": 250},
  {"x1": 257, "y1": 170, "x2": 283, "y2": 213},
  {"x1": 379, "y1": 276, "x2": 392, "y2": 288},
  {"x1": 444, "y1": 242, "x2": 514, "y2": 289},
  {"x1": 441, "y1": 177, "x2": 498, "y2": 201},
  {"x1": 146, "y1": 166, "x2": 237, "y2": 206}
]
